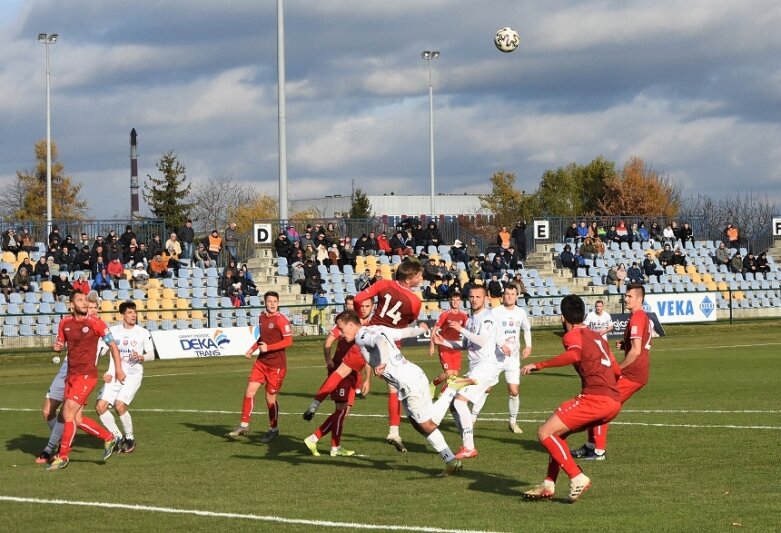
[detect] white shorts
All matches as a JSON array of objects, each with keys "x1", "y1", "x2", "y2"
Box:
[
  {"x1": 397, "y1": 367, "x2": 434, "y2": 424},
  {"x1": 98, "y1": 373, "x2": 143, "y2": 406},
  {"x1": 498, "y1": 355, "x2": 521, "y2": 385},
  {"x1": 460, "y1": 364, "x2": 499, "y2": 404},
  {"x1": 46, "y1": 375, "x2": 66, "y2": 402}
]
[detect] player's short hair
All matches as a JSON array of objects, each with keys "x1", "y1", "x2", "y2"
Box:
[
  {"x1": 595, "y1": 299, "x2": 604, "y2": 306},
  {"x1": 395, "y1": 259, "x2": 423, "y2": 281},
  {"x1": 469, "y1": 285, "x2": 487, "y2": 296},
  {"x1": 626, "y1": 283, "x2": 645, "y2": 299},
  {"x1": 344, "y1": 295, "x2": 355, "y2": 305},
  {"x1": 118, "y1": 300, "x2": 137, "y2": 314},
  {"x1": 263, "y1": 291, "x2": 280, "y2": 302},
  {"x1": 560, "y1": 294, "x2": 586, "y2": 325},
  {"x1": 449, "y1": 292, "x2": 461, "y2": 299},
  {"x1": 335, "y1": 309, "x2": 361, "y2": 326},
  {"x1": 87, "y1": 290, "x2": 100, "y2": 303},
  {"x1": 503, "y1": 283, "x2": 518, "y2": 293}
]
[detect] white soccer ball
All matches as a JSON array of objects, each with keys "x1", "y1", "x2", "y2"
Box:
[
  {"x1": 52, "y1": 356, "x2": 61, "y2": 364},
  {"x1": 495, "y1": 26, "x2": 520, "y2": 53}
]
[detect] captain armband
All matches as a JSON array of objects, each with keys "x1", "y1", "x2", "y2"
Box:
[{"x1": 102, "y1": 332, "x2": 116, "y2": 345}]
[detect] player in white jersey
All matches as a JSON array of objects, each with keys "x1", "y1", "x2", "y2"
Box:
[
  {"x1": 95, "y1": 300, "x2": 155, "y2": 453},
  {"x1": 433, "y1": 285, "x2": 498, "y2": 460},
  {"x1": 331, "y1": 310, "x2": 466, "y2": 476},
  {"x1": 36, "y1": 293, "x2": 103, "y2": 464},
  {"x1": 470, "y1": 283, "x2": 532, "y2": 434},
  {"x1": 584, "y1": 300, "x2": 614, "y2": 339}
]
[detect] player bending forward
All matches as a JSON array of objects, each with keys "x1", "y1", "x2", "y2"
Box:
[
  {"x1": 95, "y1": 301, "x2": 154, "y2": 453},
  {"x1": 48, "y1": 292, "x2": 126, "y2": 472},
  {"x1": 325, "y1": 310, "x2": 468, "y2": 475},
  {"x1": 428, "y1": 293, "x2": 468, "y2": 396},
  {"x1": 521, "y1": 295, "x2": 622, "y2": 502}
]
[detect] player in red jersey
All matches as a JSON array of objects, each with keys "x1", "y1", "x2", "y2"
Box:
[
  {"x1": 520, "y1": 294, "x2": 622, "y2": 502},
  {"x1": 229, "y1": 291, "x2": 293, "y2": 443},
  {"x1": 428, "y1": 292, "x2": 468, "y2": 394},
  {"x1": 353, "y1": 259, "x2": 423, "y2": 453},
  {"x1": 571, "y1": 283, "x2": 652, "y2": 460},
  {"x1": 47, "y1": 292, "x2": 125, "y2": 472},
  {"x1": 323, "y1": 295, "x2": 372, "y2": 400}
]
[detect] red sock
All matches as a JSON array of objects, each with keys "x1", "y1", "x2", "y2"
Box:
[
  {"x1": 331, "y1": 408, "x2": 348, "y2": 448},
  {"x1": 241, "y1": 396, "x2": 254, "y2": 424},
  {"x1": 78, "y1": 416, "x2": 113, "y2": 441},
  {"x1": 58, "y1": 420, "x2": 77, "y2": 459},
  {"x1": 317, "y1": 412, "x2": 335, "y2": 438},
  {"x1": 356, "y1": 372, "x2": 363, "y2": 389},
  {"x1": 432, "y1": 375, "x2": 445, "y2": 386},
  {"x1": 591, "y1": 423, "x2": 608, "y2": 450},
  {"x1": 541, "y1": 435, "x2": 581, "y2": 479},
  {"x1": 388, "y1": 390, "x2": 401, "y2": 426},
  {"x1": 315, "y1": 372, "x2": 344, "y2": 402},
  {"x1": 545, "y1": 456, "x2": 560, "y2": 483},
  {"x1": 267, "y1": 401, "x2": 278, "y2": 429}
]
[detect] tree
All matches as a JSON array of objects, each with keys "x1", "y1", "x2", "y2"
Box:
[
  {"x1": 228, "y1": 194, "x2": 279, "y2": 233},
  {"x1": 479, "y1": 171, "x2": 537, "y2": 227},
  {"x1": 597, "y1": 157, "x2": 681, "y2": 217},
  {"x1": 534, "y1": 157, "x2": 616, "y2": 217},
  {"x1": 679, "y1": 192, "x2": 777, "y2": 247},
  {"x1": 11, "y1": 140, "x2": 87, "y2": 221},
  {"x1": 143, "y1": 151, "x2": 192, "y2": 231},
  {"x1": 349, "y1": 188, "x2": 372, "y2": 219},
  {"x1": 189, "y1": 175, "x2": 258, "y2": 234}
]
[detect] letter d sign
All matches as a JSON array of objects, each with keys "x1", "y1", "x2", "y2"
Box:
[
  {"x1": 533, "y1": 220, "x2": 549, "y2": 241},
  {"x1": 254, "y1": 223, "x2": 272, "y2": 244}
]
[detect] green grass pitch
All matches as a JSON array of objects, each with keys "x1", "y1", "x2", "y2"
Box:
[{"x1": 0, "y1": 321, "x2": 779, "y2": 532}]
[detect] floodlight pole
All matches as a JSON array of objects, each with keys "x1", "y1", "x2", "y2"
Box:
[
  {"x1": 421, "y1": 50, "x2": 439, "y2": 220},
  {"x1": 38, "y1": 33, "x2": 58, "y2": 235},
  {"x1": 277, "y1": 0, "x2": 289, "y2": 223}
]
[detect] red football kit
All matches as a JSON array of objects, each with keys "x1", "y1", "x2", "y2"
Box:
[{"x1": 433, "y1": 308, "x2": 468, "y2": 371}]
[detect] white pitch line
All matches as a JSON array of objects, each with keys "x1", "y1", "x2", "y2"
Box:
[{"x1": 0, "y1": 495, "x2": 501, "y2": 533}]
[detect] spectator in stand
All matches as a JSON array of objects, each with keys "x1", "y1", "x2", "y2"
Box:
[
  {"x1": 616, "y1": 263, "x2": 627, "y2": 287},
  {"x1": 627, "y1": 262, "x2": 645, "y2": 284},
  {"x1": 33, "y1": 256, "x2": 51, "y2": 283},
  {"x1": 491, "y1": 253, "x2": 507, "y2": 277},
  {"x1": 730, "y1": 252, "x2": 744, "y2": 274},
  {"x1": 224, "y1": 222, "x2": 239, "y2": 262},
  {"x1": 78, "y1": 232, "x2": 91, "y2": 250},
  {"x1": 658, "y1": 244, "x2": 674, "y2": 269},
  {"x1": 672, "y1": 247, "x2": 688, "y2": 268},
  {"x1": 756, "y1": 252, "x2": 770, "y2": 277},
  {"x1": 17, "y1": 257, "x2": 34, "y2": 277},
  {"x1": 291, "y1": 261, "x2": 306, "y2": 290},
  {"x1": 629, "y1": 223, "x2": 640, "y2": 243},
  {"x1": 315, "y1": 244, "x2": 330, "y2": 266},
  {"x1": 165, "y1": 232, "x2": 182, "y2": 259},
  {"x1": 72, "y1": 272, "x2": 90, "y2": 295},
  {"x1": 511, "y1": 273, "x2": 532, "y2": 305},
  {"x1": 680, "y1": 222, "x2": 694, "y2": 246},
  {"x1": 643, "y1": 252, "x2": 664, "y2": 280},
  {"x1": 73, "y1": 245, "x2": 91, "y2": 273},
  {"x1": 466, "y1": 238, "x2": 480, "y2": 261},
  {"x1": 207, "y1": 229, "x2": 223, "y2": 263},
  {"x1": 375, "y1": 231, "x2": 391, "y2": 256},
  {"x1": 479, "y1": 254, "x2": 495, "y2": 280},
  {"x1": 636, "y1": 222, "x2": 650, "y2": 243},
  {"x1": 299, "y1": 230, "x2": 314, "y2": 250},
  {"x1": 615, "y1": 220, "x2": 630, "y2": 243},
  {"x1": 148, "y1": 253, "x2": 170, "y2": 279},
  {"x1": 563, "y1": 222, "x2": 579, "y2": 244},
  {"x1": 285, "y1": 224, "x2": 300, "y2": 243},
  {"x1": 593, "y1": 235, "x2": 606, "y2": 257},
  {"x1": 124, "y1": 243, "x2": 144, "y2": 268},
  {"x1": 92, "y1": 256, "x2": 107, "y2": 278},
  {"x1": 238, "y1": 265, "x2": 258, "y2": 297},
  {"x1": 576, "y1": 221, "x2": 589, "y2": 244},
  {"x1": 19, "y1": 230, "x2": 35, "y2": 253},
  {"x1": 131, "y1": 262, "x2": 149, "y2": 287},
  {"x1": 468, "y1": 257, "x2": 482, "y2": 281},
  {"x1": 91, "y1": 267, "x2": 112, "y2": 291},
  {"x1": 0, "y1": 268, "x2": 12, "y2": 297},
  {"x1": 304, "y1": 273, "x2": 323, "y2": 295},
  {"x1": 423, "y1": 257, "x2": 441, "y2": 282},
  {"x1": 605, "y1": 225, "x2": 620, "y2": 247},
  {"x1": 411, "y1": 221, "x2": 426, "y2": 248},
  {"x1": 2, "y1": 229, "x2": 19, "y2": 253},
  {"x1": 512, "y1": 220, "x2": 527, "y2": 261},
  {"x1": 339, "y1": 240, "x2": 355, "y2": 269},
  {"x1": 714, "y1": 241, "x2": 731, "y2": 267},
  {"x1": 560, "y1": 244, "x2": 578, "y2": 277},
  {"x1": 390, "y1": 230, "x2": 414, "y2": 258},
  {"x1": 219, "y1": 268, "x2": 238, "y2": 298},
  {"x1": 497, "y1": 225, "x2": 513, "y2": 249},
  {"x1": 742, "y1": 252, "x2": 758, "y2": 278},
  {"x1": 670, "y1": 221, "x2": 682, "y2": 243},
  {"x1": 163, "y1": 246, "x2": 182, "y2": 277},
  {"x1": 309, "y1": 290, "x2": 330, "y2": 333},
  {"x1": 193, "y1": 243, "x2": 212, "y2": 270},
  {"x1": 107, "y1": 257, "x2": 125, "y2": 284},
  {"x1": 178, "y1": 219, "x2": 195, "y2": 262},
  {"x1": 579, "y1": 238, "x2": 598, "y2": 262},
  {"x1": 303, "y1": 243, "x2": 316, "y2": 262},
  {"x1": 487, "y1": 273, "x2": 504, "y2": 299},
  {"x1": 303, "y1": 259, "x2": 320, "y2": 283},
  {"x1": 273, "y1": 232, "x2": 291, "y2": 260},
  {"x1": 13, "y1": 266, "x2": 31, "y2": 293},
  {"x1": 355, "y1": 268, "x2": 372, "y2": 292},
  {"x1": 47, "y1": 225, "x2": 61, "y2": 248},
  {"x1": 118, "y1": 225, "x2": 136, "y2": 254},
  {"x1": 507, "y1": 247, "x2": 524, "y2": 270},
  {"x1": 53, "y1": 272, "x2": 74, "y2": 300},
  {"x1": 587, "y1": 221, "x2": 599, "y2": 240},
  {"x1": 649, "y1": 222, "x2": 664, "y2": 243},
  {"x1": 662, "y1": 224, "x2": 676, "y2": 246},
  {"x1": 354, "y1": 233, "x2": 376, "y2": 256},
  {"x1": 725, "y1": 224, "x2": 740, "y2": 249},
  {"x1": 147, "y1": 234, "x2": 163, "y2": 259},
  {"x1": 327, "y1": 244, "x2": 340, "y2": 267},
  {"x1": 287, "y1": 240, "x2": 303, "y2": 263},
  {"x1": 324, "y1": 222, "x2": 338, "y2": 246},
  {"x1": 424, "y1": 221, "x2": 443, "y2": 248}
]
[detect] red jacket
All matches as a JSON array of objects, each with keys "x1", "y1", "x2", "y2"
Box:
[{"x1": 107, "y1": 260, "x2": 125, "y2": 278}]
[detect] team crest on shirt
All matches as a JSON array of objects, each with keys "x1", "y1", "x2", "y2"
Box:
[
  {"x1": 131, "y1": 340, "x2": 137, "y2": 346},
  {"x1": 81, "y1": 326, "x2": 90, "y2": 333},
  {"x1": 268, "y1": 323, "x2": 275, "y2": 329},
  {"x1": 123, "y1": 339, "x2": 129, "y2": 345},
  {"x1": 284, "y1": 324, "x2": 291, "y2": 333},
  {"x1": 631, "y1": 325, "x2": 638, "y2": 334}
]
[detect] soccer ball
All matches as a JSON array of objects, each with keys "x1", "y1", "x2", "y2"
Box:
[
  {"x1": 494, "y1": 27, "x2": 520, "y2": 53},
  {"x1": 52, "y1": 356, "x2": 61, "y2": 364}
]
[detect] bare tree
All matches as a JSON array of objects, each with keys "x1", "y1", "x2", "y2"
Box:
[
  {"x1": 188, "y1": 175, "x2": 259, "y2": 234},
  {"x1": 680, "y1": 192, "x2": 778, "y2": 249},
  {"x1": 0, "y1": 175, "x2": 26, "y2": 221}
]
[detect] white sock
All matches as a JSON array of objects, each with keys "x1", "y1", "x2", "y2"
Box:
[
  {"x1": 449, "y1": 404, "x2": 463, "y2": 434},
  {"x1": 508, "y1": 394, "x2": 520, "y2": 423},
  {"x1": 47, "y1": 421, "x2": 64, "y2": 451},
  {"x1": 453, "y1": 400, "x2": 474, "y2": 449},
  {"x1": 425, "y1": 429, "x2": 455, "y2": 462},
  {"x1": 119, "y1": 411, "x2": 134, "y2": 438},
  {"x1": 99, "y1": 411, "x2": 123, "y2": 439},
  {"x1": 388, "y1": 425, "x2": 400, "y2": 438},
  {"x1": 307, "y1": 434, "x2": 318, "y2": 443},
  {"x1": 470, "y1": 392, "x2": 487, "y2": 418},
  {"x1": 47, "y1": 418, "x2": 56, "y2": 430},
  {"x1": 430, "y1": 388, "x2": 457, "y2": 425}
]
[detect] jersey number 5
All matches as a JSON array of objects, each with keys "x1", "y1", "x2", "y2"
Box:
[{"x1": 378, "y1": 294, "x2": 403, "y2": 325}]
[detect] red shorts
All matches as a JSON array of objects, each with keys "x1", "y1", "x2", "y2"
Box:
[
  {"x1": 617, "y1": 376, "x2": 645, "y2": 403},
  {"x1": 555, "y1": 394, "x2": 622, "y2": 433},
  {"x1": 64, "y1": 374, "x2": 98, "y2": 406},
  {"x1": 438, "y1": 349, "x2": 462, "y2": 372},
  {"x1": 249, "y1": 359, "x2": 287, "y2": 394},
  {"x1": 331, "y1": 372, "x2": 358, "y2": 406}
]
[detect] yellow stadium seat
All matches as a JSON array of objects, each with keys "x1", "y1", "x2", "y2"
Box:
[
  {"x1": 380, "y1": 264, "x2": 393, "y2": 280},
  {"x1": 101, "y1": 300, "x2": 115, "y2": 313},
  {"x1": 690, "y1": 273, "x2": 702, "y2": 283},
  {"x1": 674, "y1": 265, "x2": 686, "y2": 275},
  {"x1": 176, "y1": 309, "x2": 190, "y2": 320},
  {"x1": 123, "y1": 269, "x2": 133, "y2": 280},
  {"x1": 705, "y1": 282, "x2": 718, "y2": 291},
  {"x1": 16, "y1": 251, "x2": 29, "y2": 262},
  {"x1": 191, "y1": 309, "x2": 205, "y2": 320},
  {"x1": 717, "y1": 282, "x2": 729, "y2": 291},
  {"x1": 160, "y1": 310, "x2": 175, "y2": 320},
  {"x1": 489, "y1": 297, "x2": 501, "y2": 308},
  {"x1": 160, "y1": 299, "x2": 175, "y2": 312},
  {"x1": 1, "y1": 252, "x2": 15, "y2": 263},
  {"x1": 147, "y1": 288, "x2": 161, "y2": 300},
  {"x1": 701, "y1": 274, "x2": 713, "y2": 284},
  {"x1": 41, "y1": 281, "x2": 55, "y2": 293},
  {"x1": 146, "y1": 278, "x2": 161, "y2": 290},
  {"x1": 176, "y1": 298, "x2": 190, "y2": 309},
  {"x1": 733, "y1": 291, "x2": 744, "y2": 300},
  {"x1": 685, "y1": 265, "x2": 697, "y2": 274},
  {"x1": 161, "y1": 288, "x2": 176, "y2": 300}
]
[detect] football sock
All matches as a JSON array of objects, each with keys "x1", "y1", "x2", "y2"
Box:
[
  {"x1": 541, "y1": 435, "x2": 581, "y2": 479},
  {"x1": 546, "y1": 456, "x2": 560, "y2": 483},
  {"x1": 425, "y1": 429, "x2": 455, "y2": 462},
  {"x1": 47, "y1": 417, "x2": 56, "y2": 430},
  {"x1": 47, "y1": 421, "x2": 64, "y2": 451},
  {"x1": 430, "y1": 388, "x2": 458, "y2": 425},
  {"x1": 58, "y1": 420, "x2": 77, "y2": 459},
  {"x1": 508, "y1": 394, "x2": 520, "y2": 424},
  {"x1": 317, "y1": 412, "x2": 334, "y2": 437},
  {"x1": 315, "y1": 372, "x2": 344, "y2": 402},
  {"x1": 119, "y1": 411, "x2": 134, "y2": 437},
  {"x1": 98, "y1": 411, "x2": 123, "y2": 439},
  {"x1": 449, "y1": 403, "x2": 463, "y2": 434},
  {"x1": 331, "y1": 408, "x2": 347, "y2": 448},
  {"x1": 240, "y1": 396, "x2": 254, "y2": 425},
  {"x1": 591, "y1": 423, "x2": 608, "y2": 451},
  {"x1": 267, "y1": 401, "x2": 279, "y2": 429},
  {"x1": 306, "y1": 434, "x2": 319, "y2": 443},
  {"x1": 453, "y1": 400, "x2": 474, "y2": 449},
  {"x1": 470, "y1": 392, "x2": 487, "y2": 419},
  {"x1": 79, "y1": 416, "x2": 114, "y2": 441},
  {"x1": 388, "y1": 425, "x2": 400, "y2": 438},
  {"x1": 388, "y1": 391, "x2": 401, "y2": 426}
]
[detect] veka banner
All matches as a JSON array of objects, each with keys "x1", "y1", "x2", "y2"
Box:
[
  {"x1": 152, "y1": 326, "x2": 260, "y2": 359},
  {"x1": 642, "y1": 292, "x2": 718, "y2": 324}
]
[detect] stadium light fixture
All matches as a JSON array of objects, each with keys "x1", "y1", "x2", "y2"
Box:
[
  {"x1": 421, "y1": 50, "x2": 440, "y2": 219},
  {"x1": 38, "y1": 32, "x2": 58, "y2": 234}
]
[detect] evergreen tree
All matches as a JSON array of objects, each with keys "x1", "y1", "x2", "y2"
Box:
[
  {"x1": 143, "y1": 151, "x2": 192, "y2": 231},
  {"x1": 349, "y1": 187, "x2": 372, "y2": 218}
]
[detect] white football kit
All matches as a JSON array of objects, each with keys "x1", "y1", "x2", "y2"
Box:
[
  {"x1": 441, "y1": 307, "x2": 499, "y2": 403},
  {"x1": 98, "y1": 324, "x2": 154, "y2": 406},
  {"x1": 492, "y1": 305, "x2": 532, "y2": 385},
  {"x1": 354, "y1": 325, "x2": 433, "y2": 423},
  {"x1": 585, "y1": 310, "x2": 613, "y2": 339}
]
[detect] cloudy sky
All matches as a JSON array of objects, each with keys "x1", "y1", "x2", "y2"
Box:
[{"x1": 2, "y1": 0, "x2": 781, "y2": 219}]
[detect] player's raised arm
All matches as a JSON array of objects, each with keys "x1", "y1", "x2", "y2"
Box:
[{"x1": 521, "y1": 348, "x2": 580, "y2": 375}]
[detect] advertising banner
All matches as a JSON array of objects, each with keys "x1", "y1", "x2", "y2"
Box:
[
  {"x1": 608, "y1": 312, "x2": 666, "y2": 338},
  {"x1": 642, "y1": 292, "x2": 718, "y2": 324},
  {"x1": 152, "y1": 326, "x2": 260, "y2": 359}
]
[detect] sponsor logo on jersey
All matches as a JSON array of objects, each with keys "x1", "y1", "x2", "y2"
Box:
[{"x1": 82, "y1": 326, "x2": 90, "y2": 333}]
